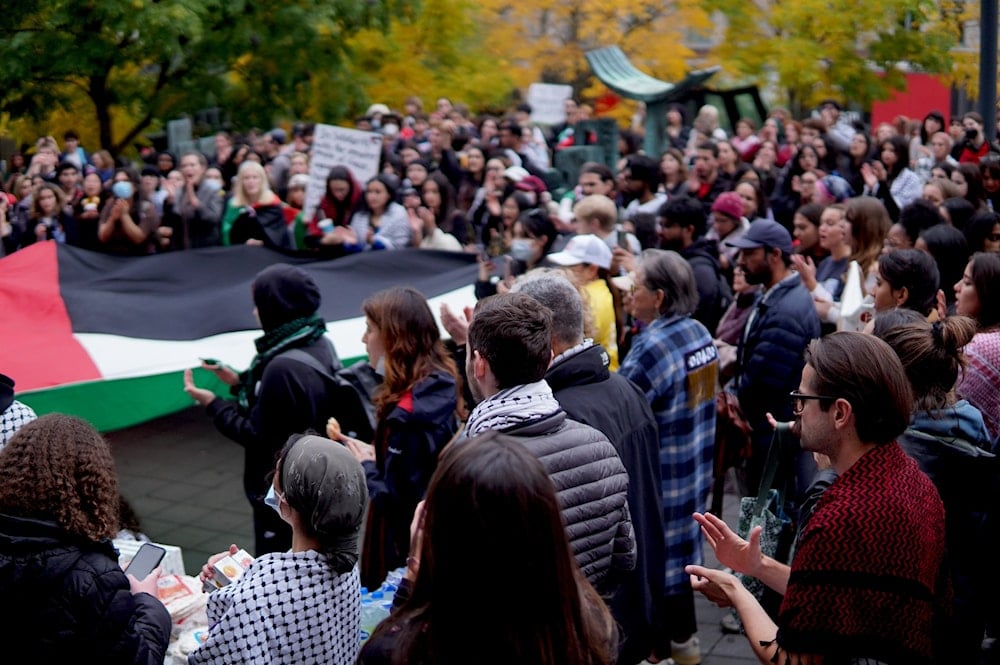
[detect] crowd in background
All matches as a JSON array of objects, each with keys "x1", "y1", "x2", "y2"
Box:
[{"x1": 2, "y1": 92, "x2": 1000, "y2": 664}]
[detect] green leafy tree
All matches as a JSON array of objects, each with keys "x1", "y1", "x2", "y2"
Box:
[
  {"x1": 0, "y1": 0, "x2": 409, "y2": 154},
  {"x1": 707, "y1": 0, "x2": 959, "y2": 112}
]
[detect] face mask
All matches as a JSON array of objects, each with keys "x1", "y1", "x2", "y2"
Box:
[
  {"x1": 111, "y1": 181, "x2": 134, "y2": 199},
  {"x1": 510, "y1": 238, "x2": 535, "y2": 262},
  {"x1": 374, "y1": 356, "x2": 386, "y2": 378},
  {"x1": 203, "y1": 178, "x2": 223, "y2": 193},
  {"x1": 264, "y1": 484, "x2": 282, "y2": 515}
]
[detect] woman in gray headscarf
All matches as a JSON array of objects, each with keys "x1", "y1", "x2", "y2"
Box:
[{"x1": 190, "y1": 434, "x2": 367, "y2": 665}]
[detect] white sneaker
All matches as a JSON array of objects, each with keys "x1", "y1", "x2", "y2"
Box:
[{"x1": 670, "y1": 635, "x2": 701, "y2": 665}]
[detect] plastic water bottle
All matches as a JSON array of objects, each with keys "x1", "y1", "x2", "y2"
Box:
[{"x1": 359, "y1": 590, "x2": 393, "y2": 644}]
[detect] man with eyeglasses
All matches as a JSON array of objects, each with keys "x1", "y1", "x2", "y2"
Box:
[{"x1": 688, "y1": 332, "x2": 946, "y2": 665}]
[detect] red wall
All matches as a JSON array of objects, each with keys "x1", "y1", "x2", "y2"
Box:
[{"x1": 870, "y1": 72, "x2": 952, "y2": 126}]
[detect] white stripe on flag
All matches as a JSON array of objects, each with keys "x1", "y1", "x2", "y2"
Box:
[{"x1": 74, "y1": 285, "x2": 477, "y2": 380}]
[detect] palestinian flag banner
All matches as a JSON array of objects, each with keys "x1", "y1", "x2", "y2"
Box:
[{"x1": 0, "y1": 242, "x2": 478, "y2": 431}]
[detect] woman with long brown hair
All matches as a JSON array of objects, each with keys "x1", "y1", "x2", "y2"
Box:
[
  {"x1": 334, "y1": 287, "x2": 463, "y2": 589},
  {"x1": 845, "y1": 195, "x2": 893, "y2": 288},
  {"x1": 955, "y1": 252, "x2": 1000, "y2": 444},
  {"x1": 360, "y1": 432, "x2": 615, "y2": 665}
]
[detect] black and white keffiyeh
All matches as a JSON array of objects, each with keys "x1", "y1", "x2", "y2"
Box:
[
  {"x1": 465, "y1": 379, "x2": 562, "y2": 437},
  {"x1": 0, "y1": 401, "x2": 36, "y2": 451}
]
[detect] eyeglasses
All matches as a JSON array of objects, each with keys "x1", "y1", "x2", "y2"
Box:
[
  {"x1": 789, "y1": 391, "x2": 838, "y2": 415},
  {"x1": 630, "y1": 282, "x2": 661, "y2": 296}
]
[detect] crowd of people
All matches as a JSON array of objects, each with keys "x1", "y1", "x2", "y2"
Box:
[{"x1": 1, "y1": 93, "x2": 1000, "y2": 665}]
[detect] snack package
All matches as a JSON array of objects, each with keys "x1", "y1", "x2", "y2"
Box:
[{"x1": 206, "y1": 549, "x2": 255, "y2": 590}]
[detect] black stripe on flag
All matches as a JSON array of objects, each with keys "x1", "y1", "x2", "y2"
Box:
[{"x1": 57, "y1": 245, "x2": 478, "y2": 341}]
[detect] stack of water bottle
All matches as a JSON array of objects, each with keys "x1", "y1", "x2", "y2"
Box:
[{"x1": 359, "y1": 567, "x2": 405, "y2": 643}]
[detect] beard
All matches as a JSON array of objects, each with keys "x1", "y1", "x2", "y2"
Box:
[
  {"x1": 659, "y1": 235, "x2": 685, "y2": 252},
  {"x1": 740, "y1": 262, "x2": 773, "y2": 286}
]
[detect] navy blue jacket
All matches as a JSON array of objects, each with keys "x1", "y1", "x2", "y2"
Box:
[{"x1": 735, "y1": 273, "x2": 821, "y2": 435}]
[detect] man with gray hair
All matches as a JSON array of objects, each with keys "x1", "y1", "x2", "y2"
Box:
[{"x1": 511, "y1": 270, "x2": 664, "y2": 663}]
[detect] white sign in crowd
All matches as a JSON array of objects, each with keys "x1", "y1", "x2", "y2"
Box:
[{"x1": 303, "y1": 124, "x2": 383, "y2": 224}]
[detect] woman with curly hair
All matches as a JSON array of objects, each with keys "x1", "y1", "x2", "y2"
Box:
[
  {"x1": 331, "y1": 287, "x2": 463, "y2": 589},
  {"x1": 23, "y1": 181, "x2": 78, "y2": 246},
  {"x1": 0, "y1": 414, "x2": 171, "y2": 662}
]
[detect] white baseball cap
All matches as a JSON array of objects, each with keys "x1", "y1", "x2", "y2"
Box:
[{"x1": 547, "y1": 234, "x2": 612, "y2": 270}]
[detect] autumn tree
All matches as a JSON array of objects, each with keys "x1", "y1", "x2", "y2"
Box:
[
  {"x1": 343, "y1": 0, "x2": 514, "y2": 117},
  {"x1": 0, "y1": 0, "x2": 410, "y2": 154},
  {"x1": 707, "y1": 0, "x2": 959, "y2": 113},
  {"x1": 474, "y1": 0, "x2": 713, "y2": 99}
]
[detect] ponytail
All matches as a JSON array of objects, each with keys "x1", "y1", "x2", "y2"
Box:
[{"x1": 876, "y1": 316, "x2": 978, "y2": 415}]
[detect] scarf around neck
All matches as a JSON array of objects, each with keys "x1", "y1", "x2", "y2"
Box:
[
  {"x1": 237, "y1": 314, "x2": 328, "y2": 410},
  {"x1": 465, "y1": 379, "x2": 562, "y2": 437}
]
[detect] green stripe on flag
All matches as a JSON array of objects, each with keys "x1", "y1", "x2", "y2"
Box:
[{"x1": 19, "y1": 356, "x2": 368, "y2": 432}]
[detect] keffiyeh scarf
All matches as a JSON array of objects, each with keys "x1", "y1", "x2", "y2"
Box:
[{"x1": 465, "y1": 379, "x2": 562, "y2": 437}]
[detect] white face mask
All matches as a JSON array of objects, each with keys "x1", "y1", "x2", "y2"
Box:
[
  {"x1": 374, "y1": 356, "x2": 386, "y2": 378},
  {"x1": 510, "y1": 238, "x2": 535, "y2": 262}
]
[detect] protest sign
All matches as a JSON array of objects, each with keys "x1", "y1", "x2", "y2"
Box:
[
  {"x1": 527, "y1": 83, "x2": 574, "y2": 125},
  {"x1": 303, "y1": 124, "x2": 382, "y2": 223}
]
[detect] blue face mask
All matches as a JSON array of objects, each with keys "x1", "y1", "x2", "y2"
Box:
[
  {"x1": 111, "y1": 180, "x2": 134, "y2": 199},
  {"x1": 264, "y1": 484, "x2": 282, "y2": 514}
]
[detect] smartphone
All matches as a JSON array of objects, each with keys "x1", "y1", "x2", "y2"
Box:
[
  {"x1": 617, "y1": 230, "x2": 629, "y2": 250},
  {"x1": 199, "y1": 357, "x2": 221, "y2": 368},
  {"x1": 124, "y1": 542, "x2": 166, "y2": 579}
]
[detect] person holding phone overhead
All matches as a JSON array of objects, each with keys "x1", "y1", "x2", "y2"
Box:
[{"x1": 0, "y1": 414, "x2": 171, "y2": 663}]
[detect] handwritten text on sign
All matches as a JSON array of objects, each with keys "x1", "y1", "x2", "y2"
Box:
[{"x1": 303, "y1": 124, "x2": 382, "y2": 224}]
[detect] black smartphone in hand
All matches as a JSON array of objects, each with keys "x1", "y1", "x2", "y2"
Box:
[{"x1": 124, "y1": 543, "x2": 166, "y2": 579}]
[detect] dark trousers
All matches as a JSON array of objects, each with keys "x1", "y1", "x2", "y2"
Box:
[{"x1": 651, "y1": 586, "x2": 697, "y2": 656}]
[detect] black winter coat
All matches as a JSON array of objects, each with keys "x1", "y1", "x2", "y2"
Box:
[
  {"x1": 546, "y1": 343, "x2": 664, "y2": 664},
  {"x1": 0, "y1": 514, "x2": 171, "y2": 664}
]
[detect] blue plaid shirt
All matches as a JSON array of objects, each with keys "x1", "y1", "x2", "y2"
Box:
[{"x1": 620, "y1": 315, "x2": 718, "y2": 595}]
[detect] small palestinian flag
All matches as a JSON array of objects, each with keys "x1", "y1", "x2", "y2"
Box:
[{"x1": 0, "y1": 242, "x2": 477, "y2": 431}]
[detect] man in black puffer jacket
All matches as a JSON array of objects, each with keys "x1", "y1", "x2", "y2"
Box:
[
  {"x1": 512, "y1": 271, "x2": 663, "y2": 665},
  {"x1": 464, "y1": 293, "x2": 635, "y2": 595}
]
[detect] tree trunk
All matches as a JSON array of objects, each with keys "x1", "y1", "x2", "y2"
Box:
[{"x1": 89, "y1": 74, "x2": 114, "y2": 155}]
